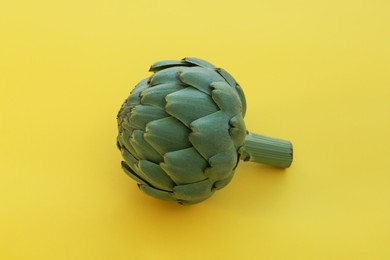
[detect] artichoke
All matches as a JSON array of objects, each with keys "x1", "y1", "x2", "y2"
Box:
[{"x1": 117, "y1": 57, "x2": 293, "y2": 205}]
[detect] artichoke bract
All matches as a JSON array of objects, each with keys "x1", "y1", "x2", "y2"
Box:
[{"x1": 117, "y1": 57, "x2": 293, "y2": 205}]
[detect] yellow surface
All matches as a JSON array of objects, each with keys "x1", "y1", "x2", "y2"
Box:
[{"x1": 1, "y1": 0, "x2": 389, "y2": 259}]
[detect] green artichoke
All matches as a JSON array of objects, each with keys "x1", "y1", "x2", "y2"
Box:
[{"x1": 117, "y1": 57, "x2": 293, "y2": 205}]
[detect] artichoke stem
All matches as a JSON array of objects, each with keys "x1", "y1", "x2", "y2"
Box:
[{"x1": 239, "y1": 132, "x2": 293, "y2": 168}]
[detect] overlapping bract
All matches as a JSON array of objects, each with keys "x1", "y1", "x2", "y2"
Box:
[{"x1": 117, "y1": 57, "x2": 247, "y2": 204}]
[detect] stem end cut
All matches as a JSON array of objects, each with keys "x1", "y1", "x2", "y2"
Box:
[{"x1": 240, "y1": 132, "x2": 293, "y2": 168}]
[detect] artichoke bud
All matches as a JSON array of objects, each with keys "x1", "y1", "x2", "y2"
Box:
[{"x1": 117, "y1": 57, "x2": 293, "y2": 205}]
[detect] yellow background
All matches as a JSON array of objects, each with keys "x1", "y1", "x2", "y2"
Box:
[{"x1": 1, "y1": 0, "x2": 389, "y2": 259}]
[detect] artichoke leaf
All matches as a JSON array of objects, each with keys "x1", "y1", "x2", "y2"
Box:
[
  {"x1": 160, "y1": 147, "x2": 208, "y2": 185},
  {"x1": 189, "y1": 111, "x2": 232, "y2": 159},
  {"x1": 121, "y1": 161, "x2": 148, "y2": 185},
  {"x1": 140, "y1": 83, "x2": 185, "y2": 107},
  {"x1": 144, "y1": 117, "x2": 191, "y2": 155},
  {"x1": 138, "y1": 184, "x2": 176, "y2": 201},
  {"x1": 121, "y1": 149, "x2": 139, "y2": 171},
  {"x1": 213, "y1": 171, "x2": 235, "y2": 190},
  {"x1": 149, "y1": 66, "x2": 188, "y2": 86},
  {"x1": 128, "y1": 78, "x2": 149, "y2": 105},
  {"x1": 130, "y1": 130, "x2": 163, "y2": 163},
  {"x1": 165, "y1": 87, "x2": 219, "y2": 127},
  {"x1": 122, "y1": 150, "x2": 162, "y2": 186},
  {"x1": 118, "y1": 116, "x2": 133, "y2": 132},
  {"x1": 118, "y1": 131, "x2": 137, "y2": 159},
  {"x1": 129, "y1": 104, "x2": 168, "y2": 130},
  {"x1": 229, "y1": 115, "x2": 247, "y2": 148},
  {"x1": 205, "y1": 148, "x2": 238, "y2": 181},
  {"x1": 216, "y1": 68, "x2": 246, "y2": 117},
  {"x1": 210, "y1": 81, "x2": 242, "y2": 117},
  {"x1": 215, "y1": 67, "x2": 238, "y2": 89},
  {"x1": 149, "y1": 60, "x2": 194, "y2": 72},
  {"x1": 182, "y1": 57, "x2": 216, "y2": 69},
  {"x1": 173, "y1": 179, "x2": 214, "y2": 201},
  {"x1": 179, "y1": 67, "x2": 225, "y2": 95},
  {"x1": 117, "y1": 104, "x2": 132, "y2": 122},
  {"x1": 138, "y1": 160, "x2": 175, "y2": 191},
  {"x1": 235, "y1": 84, "x2": 247, "y2": 117}
]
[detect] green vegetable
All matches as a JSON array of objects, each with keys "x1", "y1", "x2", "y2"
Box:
[{"x1": 117, "y1": 57, "x2": 293, "y2": 205}]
